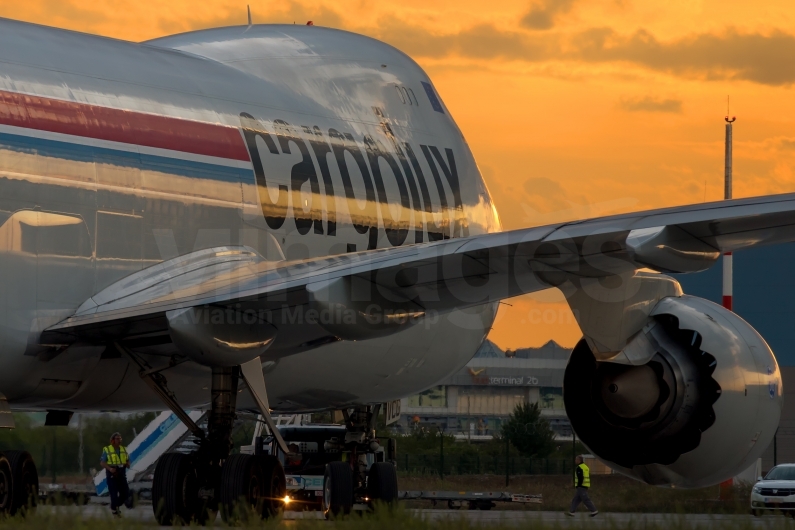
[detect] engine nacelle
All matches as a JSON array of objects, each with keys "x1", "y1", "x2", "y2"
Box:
[{"x1": 564, "y1": 295, "x2": 782, "y2": 487}]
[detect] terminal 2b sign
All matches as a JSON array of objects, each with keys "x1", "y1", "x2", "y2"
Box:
[{"x1": 469, "y1": 374, "x2": 541, "y2": 386}]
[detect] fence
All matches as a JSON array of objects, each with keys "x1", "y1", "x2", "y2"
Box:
[{"x1": 398, "y1": 453, "x2": 574, "y2": 476}]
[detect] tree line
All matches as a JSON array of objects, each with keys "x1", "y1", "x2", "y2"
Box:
[
  {"x1": 0, "y1": 412, "x2": 156, "y2": 480},
  {"x1": 0, "y1": 402, "x2": 575, "y2": 481}
]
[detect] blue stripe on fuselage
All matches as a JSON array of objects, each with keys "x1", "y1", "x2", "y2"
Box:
[{"x1": 0, "y1": 131, "x2": 251, "y2": 184}]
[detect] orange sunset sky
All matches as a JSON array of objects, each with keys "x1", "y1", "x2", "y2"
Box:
[{"x1": 3, "y1": 0, "x2": 795, "y2": 350}]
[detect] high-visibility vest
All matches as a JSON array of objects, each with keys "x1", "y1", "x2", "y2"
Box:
[
  {"x1": 575, "y1": 463, "x2": 591, "y2": 488},
  {"x1": 103, "y1": 445, "x2": 129, "y2": 466}
]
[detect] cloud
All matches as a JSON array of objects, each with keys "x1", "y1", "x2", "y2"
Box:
[
  {"x1": 571, "y1": 27, "x2": 795, "y2": 85},
  {"x1": 0, "y1": 0, "x2": 108, "y2": 33},
  {"x1": 146, "y1": 2, "x2": 795, "y2": 87},
  {"x1": 373, "y1": 17, "x2": 795, "y2": 86},
  {"x1": 618, "y1": 96, "x2": 682, "y2": 113},
  {"x1": 521, "y1": 197, "x2": 639, "y2": 225},
  {"x1": 46, "y1": 0, "x2": 107, "y2": 24},
  {"x1": 374, "y1": 20, "x2": 552, "y2": 61},
  {"x1": 155, "y1": 3, "x2": 344, "y2": 37},
  {"x1": 520, "y1": 176, "x2": 570, "y2": 214},
  {"x1": 523, "y1": 176, "x2": 567, "y2": 198},
  {"x1": 521, "y1": 0, "x2": 577, "y2": 31},
  {"x1": 9, "y1": 0, "x2": 795, "y2": 87}
]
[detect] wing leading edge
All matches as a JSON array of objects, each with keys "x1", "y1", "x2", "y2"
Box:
[{"x1": 41, "y1": 192, "x2": 795, "y2": 354}]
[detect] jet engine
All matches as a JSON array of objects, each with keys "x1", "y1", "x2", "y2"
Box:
[{"x1": 564, "y1": 295, "x2": 782, "y2": 488}]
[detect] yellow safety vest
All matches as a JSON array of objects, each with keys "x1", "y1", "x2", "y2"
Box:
[
  {"x1": 103, "y1": 445, "x2": 129, "y2": 466},
  {"x1": 575, "y1": 463, "x2": 591, "y2": 488}
]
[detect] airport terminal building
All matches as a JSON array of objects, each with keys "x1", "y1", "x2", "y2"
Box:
[{"x1": 397, "y1": 340, "x2": 572, "y2": 439}]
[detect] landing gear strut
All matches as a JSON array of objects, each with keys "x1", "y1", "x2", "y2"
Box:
[
  {"x1": 118, "y1": 344, "x2": 286, "y2": 525},
  {"x1": 151, "y1": 366, "x2": 239, "y2": 524},
  {"x1": 322, "y1": 405, "x2": 398, "y2": 518}
]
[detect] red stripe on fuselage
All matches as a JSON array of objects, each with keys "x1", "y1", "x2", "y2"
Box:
[{"x1": 0, "y1": 90, "x2": 250, "y2": 161}]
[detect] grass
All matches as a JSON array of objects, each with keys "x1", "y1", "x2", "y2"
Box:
[
  {"x1": 6, "y1": 473, "x2": 772, "y2": 529},
  {"x1": 46, "y1": 472, "x2": 755, "y2": 514},
  {"x1": 0, "y1": 504, "x2": 794, "y2": 530}
]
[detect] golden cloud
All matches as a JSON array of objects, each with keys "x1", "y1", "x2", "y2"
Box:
[{"x1": 618, "y1": 96, "x2": 683, "y2": 113}]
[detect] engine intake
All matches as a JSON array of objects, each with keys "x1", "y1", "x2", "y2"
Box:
[{"x1": 564, "y1": 295, "x2": 781, "y2": 487}]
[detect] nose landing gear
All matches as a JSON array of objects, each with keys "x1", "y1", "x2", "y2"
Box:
[{"x1": 323, "y1": 460, "x2": 353, "y2": 517}]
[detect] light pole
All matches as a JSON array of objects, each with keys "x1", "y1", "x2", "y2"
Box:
[
  {"x1": 438, "y1": 426, "x2": 444, "y2": 479},
  {"x1": 572, "y1": 429, "x2": 576, "y2": 484},
  {"x1": 723, "y1": 113, "x2": 736, "y2": 312}
]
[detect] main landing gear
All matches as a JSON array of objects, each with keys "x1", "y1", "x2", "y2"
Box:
[
  {"x1": 0, "y1": 449, "x2": 42, "y2": 516},
  {"x1": 0, "y1": 450, "x2": 38, "y2": 516},
  {"x1": 322, "y1": 405, "x2": 398, "y2": 518},
  {"x1": 119, "y1": 345, "x2": 288, "y2": 525}
]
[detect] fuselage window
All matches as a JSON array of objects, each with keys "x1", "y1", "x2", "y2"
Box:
[
  {"x1": 395, "y1": 85, "x2": 406, "y2": 104},
  {"x1": 408, "y1": 88, "x2": 420, "y2": 106}
]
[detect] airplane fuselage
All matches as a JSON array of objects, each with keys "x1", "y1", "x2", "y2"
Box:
[{"x1": 0, "y1": 20, "x2": 501, "y2": 412}]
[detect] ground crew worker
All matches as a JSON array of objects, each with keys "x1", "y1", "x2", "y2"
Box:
[
  {"x1": 286, "y1": 443, "x2": 303, "y2": 468},
  {"x1": 100, "y1": 432, "x2": 132, "y2": 516},
  {"x1": 567, "y1": 454, "x2": 598, "y2": 517}
]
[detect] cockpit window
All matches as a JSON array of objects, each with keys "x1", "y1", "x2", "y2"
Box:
[
  {"x1": 395, "y1": 85, "x2": 406, "y2": 104},
  {"x1": 421, "y1": 81, "x2": 444, "y2": 114},
  {"x1": 401, "y1": 87, "x2": 412, "y2": 105}
]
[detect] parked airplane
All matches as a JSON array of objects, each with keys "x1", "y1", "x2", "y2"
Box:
[{"x1": 0, "y1": 15, "x2": 790, "y2": 522}]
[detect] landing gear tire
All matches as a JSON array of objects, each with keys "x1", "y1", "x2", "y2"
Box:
[
  {"x1": 0, "y1": 455, "x2": 12, "y2": 515},
  {"x1": 220, "y1": 454, "x2": 285, "y2": 522},
  {"x1": 323, "y1": 461, "x2": 353, "y2": 518},
  {"x1": 152, "y1": 453, "x2": 213, "y2": 525},
  {"x1": 5, "y1": 451, "x2": 37, "y2": 516},
  {"x1": 367, "y1": 462, "x2": 398, "y2": 508},
  {"x1": 259, "y1": 455, "x2": 287, "y2": 518}
]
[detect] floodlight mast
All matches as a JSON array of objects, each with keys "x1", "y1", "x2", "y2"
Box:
[{"x1": 723, "y1": 110, "x2": 736, "y2": 311}]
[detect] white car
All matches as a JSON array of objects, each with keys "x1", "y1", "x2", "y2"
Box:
[{"x1": 751, "y1": 464, "x2": 795, "y2": 515}]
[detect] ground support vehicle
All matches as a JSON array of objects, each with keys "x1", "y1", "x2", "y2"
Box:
[
  {"x1": 400, "y1": 490, "x2": 542, "y2": 510},
  {"x1": 248, "y1": 410, "x2": 399, "y2": 517}
]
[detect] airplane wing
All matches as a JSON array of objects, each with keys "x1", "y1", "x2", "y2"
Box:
[{"x1": 41, "y1": 192, "x2": 795, "y2": 357}]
